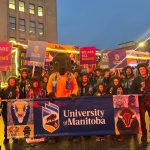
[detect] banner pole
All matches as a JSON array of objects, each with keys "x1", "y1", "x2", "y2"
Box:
[{"x1": 32, "y1": 62, "x2": 35, "y2": 77}]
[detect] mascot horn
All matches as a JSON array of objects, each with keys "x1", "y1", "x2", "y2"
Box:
[{"x1": 47, "y1": 53, "x2": 78, "y2": 100}]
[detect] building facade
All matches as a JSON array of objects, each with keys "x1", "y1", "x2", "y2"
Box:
[
  {"x1": 0, "y1": 0, "x2": 58, "y2": 43},
  {"x1": 117, "y1": 40, "x2": 150, "y2": 53}
]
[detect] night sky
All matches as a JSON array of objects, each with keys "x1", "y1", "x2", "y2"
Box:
[{"x1": 57, "y1": 0, "x2": 150, "y2": 49}]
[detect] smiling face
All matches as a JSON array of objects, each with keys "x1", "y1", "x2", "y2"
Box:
[
  {"x1": 113, "y1": 78, "x2": 119, "y2": 86},
  {"x1": 9, "y1": 78, "x2": 16, "y2": 87},
  {"x1": 139, "y1": 67, "x2": 147, "y2": 76},
  {"x1": 126, "y1": 68, "x2": 132, "y2": 76}
]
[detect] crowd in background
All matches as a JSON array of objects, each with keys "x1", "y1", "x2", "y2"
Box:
[{"x1": 0, "y1": 60, "x2": 150, "y2": 144}]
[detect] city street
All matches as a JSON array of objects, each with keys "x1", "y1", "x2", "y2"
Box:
[
  {"x1": 1, "y1": 1, "x2": 150, "y2": 150},
  {"x1": 0, "y1": 114, "x2": 150, "y2": 150}
]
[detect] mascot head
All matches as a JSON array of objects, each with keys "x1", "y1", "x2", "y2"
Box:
[
  {"x1": 118, "y1": 108, "x2": 136, "y2": 128},
  {"x1": 12, "y1": 100, "x2": 29, "y2": 124},
  {"x1": 53, "y1": 53, "x2": 71, "y2": 75}
]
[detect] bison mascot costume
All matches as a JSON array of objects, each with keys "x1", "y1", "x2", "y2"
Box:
[{"x1": 47, "y1": 53, "x2": 78, "y2": 99}]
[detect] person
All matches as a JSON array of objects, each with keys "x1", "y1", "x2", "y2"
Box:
[
  {"x1": 94, "y1": 83, "x2": 107, "y2": 96},
  {"x1": 103, "y1": 69, "x2": 111, "y2": 93},
  {"x1": 88, "y1": 72, "x2": 95, "y2": 86},
  {"x1": 109, "y1": 76, "x2": 125, "y2": 141},
  {"x1": 122, "y1": 66, "x2": 135, "y2": 94},
  {"x1": 40, "y1": 75, "x2": 49, "y2": 97},
  {"x1": 131, "y1": 63, "x2": 149, "y2": 143},
  {"x1": 47, "y1": 71, "x2": 78, "y2": 98},
  {"x1": 79, "y1": 73, "x2": 93, "y2": 96},
  {"x1": 109, "y1": 77, "x2": 125, "y2": 95},
  {"x1": 93, "y1": 68, "x2": 103, "y2": 90},
  {"x1": 26, "y1": 77, "x2": 46, "y2": 99},
  {"x1": 26, "y1": 77, "x2": 46, "y2": 145},
  {"x1": 47, "y1": 53, "x2": 78, "y2": 99},
  {"x1": 18, "y1": 68, "x2": 31, "y2": 99},
  {"x1": 94, "y1": 83, "x2": 107, "y2": 142},
  {"x1": 73, "y1": 69, "x2": 81, "y2": 86},
  {"x1": 0, "y1": 76, "x2": 19, "y2": 144},
  {"x1": 47, "y1": 53, "x2": 79, "y2": 143}
]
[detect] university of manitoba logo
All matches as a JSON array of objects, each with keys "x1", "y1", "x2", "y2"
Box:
[{"x1": 42, "y1": 102, "x2": 59, "y2": 133}]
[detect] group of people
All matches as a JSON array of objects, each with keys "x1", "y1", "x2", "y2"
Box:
[{"x1": 0, "y1": 60, "x2": 150, "y2": 144}]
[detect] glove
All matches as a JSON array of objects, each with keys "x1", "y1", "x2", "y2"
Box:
[
  {"x1": 70, "y1": 94, "x2": 77, "y2": 101},
  {"x1": 48, "y1": 92, "x2": 56, "y2": 102}
]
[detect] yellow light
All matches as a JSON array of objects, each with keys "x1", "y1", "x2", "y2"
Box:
[
  {"x1": 126, "y1": 55, "x2": 150, "y2": 60},
  {"x1": 138, "y1": 42, "x2": 145, "y2": 47},
  {"x1": 12, "y1": 48, "x2": 19, "y2": 76},
  {"x1": 46, "y1": 47, "x2": 102, "y2": 56},
  {"x1": 9, "y1": 40, "x2": 17, "y2": 45}
]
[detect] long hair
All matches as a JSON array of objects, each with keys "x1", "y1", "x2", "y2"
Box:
[{"x1": 96, "y1": 83, "x2": 106, "y2": 94}]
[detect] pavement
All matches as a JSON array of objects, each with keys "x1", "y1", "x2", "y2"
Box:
[{"x1": 0, "y1": 113, "x2": 150, "y2": 150}]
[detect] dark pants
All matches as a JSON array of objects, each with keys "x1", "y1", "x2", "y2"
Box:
[{"x1": 139, "y1": 95, "x2": 150, "y2": 137}]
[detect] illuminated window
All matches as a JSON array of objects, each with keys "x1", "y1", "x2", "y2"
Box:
[
  {"x1": 38, "y1": 6, "x2": 43, "y2": 16},
  {"x1": 38, "y1": 23, "x2": 44, "y2": 35},
  {"x1": 19, "y1": 19, "x2": 25, "y2": 31},
  {"x1": 9, "y1": 0, "x2": 15, "y2": 10},
  {"x1": 29, "y1": 4, "x2": 35, "y2": 14},
  {"x1": 19, "y1": 1, "x2": 25, "y2": 12},
  {"x1": 9, "y1": 16, "x2": 16, "y2": 30},
  {"x1": 29, "y1": 21, "x2": 36, "y2": 33}
]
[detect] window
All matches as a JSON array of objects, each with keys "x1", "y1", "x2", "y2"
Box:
[
  {"x1": 19, "y1": 19, "x2": 25, "y2": 31},
  {"x1": 29, "y1": 4, "x2": 35, "y2": 14},
  {"x1": 38, "y1": 6, "x2": 43, "y2": 16},
  {"x1": 29, "y1": 21, "x2": 36, "y2": 33},
  {"x1": 9, "y1": 17, "x2": 16, "y2": 30},
  {"x1": 38, "y1": 23, "x2": 44, "y2": 35},
  {"x1": 9, "y1": 0, "x2": 15, "y2": 10},
  {"x1": 19, "y1": 1, "x2": 25, "y2": 12}
]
